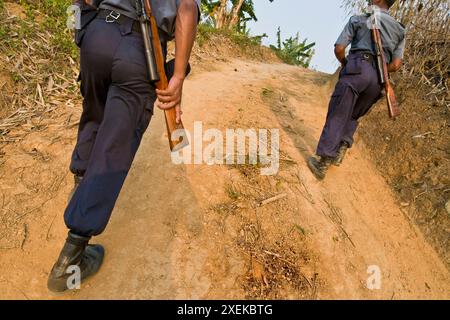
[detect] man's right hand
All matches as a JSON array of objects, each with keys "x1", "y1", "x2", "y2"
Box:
[
  {"x1": 387, "y1": 58, "x2": 403, "y2": 73},
  {"x1": 335, "y1": 44, "x2": 347, "y2": 67}
]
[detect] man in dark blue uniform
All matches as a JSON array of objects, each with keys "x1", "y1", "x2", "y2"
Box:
[
  {"x1": 48, "y1": 0, "x2": 200, "y2": 292},
  {"x1": 307, "y1": 0, "x2": 406, "y2": 180}
]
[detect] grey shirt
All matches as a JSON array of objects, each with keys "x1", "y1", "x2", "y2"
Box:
[
  {"x1": 99, "y1": 0, "x2": 200, "y2": 40},
  {"x1": 335, "y1": 8, "x2": 406, "y2": 63}
]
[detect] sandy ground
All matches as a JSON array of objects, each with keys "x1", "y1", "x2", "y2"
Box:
[{"x1": 0, "y1": 58, "x2": 449, "y2": 299}]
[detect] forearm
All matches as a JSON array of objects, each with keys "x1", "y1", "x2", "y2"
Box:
[
  {"x1": 334, "y1": 45, "x2": 347, "y2": 66},
  {"x1": 174, "y1": 0, "x2": 198, "y2": 80}
]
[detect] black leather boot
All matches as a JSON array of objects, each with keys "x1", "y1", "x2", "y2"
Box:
[
  {"x1": 333, "y1": 142, "x2": 350, "y2": 167},
  {"x1": 47, "y1": 231, "x2": 104, "y2": 293},
  {"x1": 307, "y1": 156, "x2": 334, "y2": 180}
]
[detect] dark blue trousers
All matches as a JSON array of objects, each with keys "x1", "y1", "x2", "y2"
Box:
[
  {"x1": 316, "y1": 52, "x2": 382, "y2": 158},
  {"x1": 65, "y1": 18, "x2": 156, "y2": 237}
]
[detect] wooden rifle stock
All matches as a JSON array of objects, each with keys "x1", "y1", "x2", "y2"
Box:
[
  {"x1": 142, "y1": 0, "x2": 189, "y2": 152},
  {"x1": 370, "y1": 5, "x2": 400, "y2": 119}
]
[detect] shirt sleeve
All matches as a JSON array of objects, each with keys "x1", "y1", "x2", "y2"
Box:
[
  {"x1": 335, "y1": 17, "x2": 355, "y2": 47},
  {"x1": 393, "y1": 36, "x2": 406, "y2": 60},
  {"x1": 176, "y1": 0, "x2": 201, "y2": 23},
  {"x1": 194, "y1": 0, "x2": 201, "y2": 23}
]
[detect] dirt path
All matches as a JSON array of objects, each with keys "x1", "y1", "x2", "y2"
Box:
[{"x1": 0, "y1": 59, "x2": 449, "y2": 299}]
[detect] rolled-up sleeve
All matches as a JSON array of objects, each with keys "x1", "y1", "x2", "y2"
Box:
[
  {"x1": 193, "y1": 0, "x2": 201, "y2": 23},
  {"x1": 335, "y1": 17, "x2": 355, "y2": 47},
  {"x1": 393, "y1": 36, "x2": 406, "y2": 59},
  {"x1": 177, "y1": 0, "x2": 201, "y2": 22},
  {"x1": 157, "y1": 0, "x2": 201, "y2": 40}
]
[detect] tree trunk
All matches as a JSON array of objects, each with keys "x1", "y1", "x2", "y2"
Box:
[
  {"x1": 215, "y1": 0, "x2": 229, "y2": 29},
  {"x1": 228, "y1": 0, "x2": 245, "y2": 29}
]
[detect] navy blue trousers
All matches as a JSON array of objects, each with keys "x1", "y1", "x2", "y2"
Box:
[
  {"x1": 316, "y1": 52, "x2": 382, "y2": 158},
  {"x1": 65, "y1": 18, "x2": 156, "y2": 237}
]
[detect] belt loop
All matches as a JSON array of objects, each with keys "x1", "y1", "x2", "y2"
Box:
[{"x1": 120, "y1": 18, "x2": 133, "y2": 36}]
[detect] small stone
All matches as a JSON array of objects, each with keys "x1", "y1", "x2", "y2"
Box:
[
  {"x1": 445, "y1": 200, "x2": 450, "y2": 215},
  {"x1": 400, "y1": 202, "x2": 410, "y2": 207}
]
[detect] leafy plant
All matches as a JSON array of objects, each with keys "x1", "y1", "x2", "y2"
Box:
[
  {"x1": 201, "y1": 0, "x2": 274, "y2": 31},
  {"x1": 270, "y1": 27, "x2": 315, "y2": 68}
]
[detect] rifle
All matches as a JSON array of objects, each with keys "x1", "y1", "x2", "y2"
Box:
[
  {"x1": 136, "y1": 0, "x2": 189, "y2": 152},
  {"x1": 369, "y1": 2, "x2": 400, "y2": 118}
]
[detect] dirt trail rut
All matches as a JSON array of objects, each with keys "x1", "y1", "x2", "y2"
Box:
[{"x1": 0, "y1": 59, "x2": 449, "y2": 299}]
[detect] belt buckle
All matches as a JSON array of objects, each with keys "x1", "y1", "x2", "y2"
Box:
[{"x1": 106, "y1": 11, "x2": 121, "y2": 23}]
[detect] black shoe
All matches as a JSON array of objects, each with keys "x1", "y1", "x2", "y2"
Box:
[
  {"x1": 68, "y1": 174, "x2": 83, "y2": 202},
  {"x1": 307, "y1": 156, "x2": 334, "y2": 180},
  {"x1": 333, "y1": 142, "x2": 349, "y2": 167},
  {"x1": 47, "y1": 232, "x2": 104, "y2": 293}
]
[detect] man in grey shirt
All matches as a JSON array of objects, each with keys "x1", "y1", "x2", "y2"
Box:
[
  {"x1": 307, "y1": 0, "x2": 406, "y2": 180},
  {"x1": 48, "y1": 0, "x2": 199, "y2": 292},
  {"x1": 335, "y1": 4, "x2": 406, "y2": 64}
]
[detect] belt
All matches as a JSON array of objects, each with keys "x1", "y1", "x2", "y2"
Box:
[
  {"x1": 351, "y1": 51, "x2": 375, "y2": 64},
  {"x1": 96, "y1": 9, "x2": 141, "y2": 34}
]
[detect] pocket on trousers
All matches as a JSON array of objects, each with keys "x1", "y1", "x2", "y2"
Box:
[
  {"x1": 331, "y1": 82, "x2": 347, "y2": 98},
  {"x1": 75, "y1": 29, "x2": 86, "y2": 47},
  {"x1": 329, "y1": 82, "x2": 348, "y2": 114},
  {"x1": 74, "y1": 9, "x2": 98, "y2": 48},
  {"x1": 137, "y1": 97, "x2": 155, "y2": 135},
  {"x1": 138, "y1": 109, "x2": 153, "y2": 136},
  {"x1": 344, "y1": 57, "x2": 362, "y2": 75}
]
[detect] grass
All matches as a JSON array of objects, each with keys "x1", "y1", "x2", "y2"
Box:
[
  {"x1": 0, "y1": 0, "x2": 80, "y2": 135},
  {"x1": 226, "y1": 183, "x2": 242, "y2": 201},
  {"x1": 0, "y1": 0, "x2": 78, "y2": 78},
  {"x1": 197, "y1": 23, "x2": 265, "y2": 49},
  {"x1": 294, "y1": 224, "x2": 306, "y2": 236},
  {"x1": 25, "y1": 0, "x2": 78, "y2": 58},
  {"x1": 0, "y1": 0, "x2": 78, "y2": 59}
]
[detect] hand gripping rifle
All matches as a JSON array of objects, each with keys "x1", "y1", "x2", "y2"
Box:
[
  {"x1": 369, "y1": 1, "x2": 400, "y2": 118},
  {"x1": 136, "y1": 0, "x2": 189, "y2": 152}
]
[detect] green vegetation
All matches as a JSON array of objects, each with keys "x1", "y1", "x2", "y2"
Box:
[
  {"x1": 294, "y1": 224, "x2": 306, "y2": 236},
  {"x1": 270, "y1": 27, "x2": 315, "y2": 68},
  {"x1": 201, "y1": 0, "x2": 272, "y2": 32},
  {"x1": 197, "y1": 23, "x2": 266, "y2": 47},
  {"x1": 0, "y1": 0, "x2": 78, "y2": 61},
  {"x1": 0, "y1": 0, "x2": 79, "y2": 124},
  {"x1": 199, "y1": 1, "x2": 315, "y2": 67},
  {"x1": 23, "y1": 0, "x2": 78, "y2": 58},
  {"x1": 226, "y1": 183, "x2": 242, "y2": 200}
]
